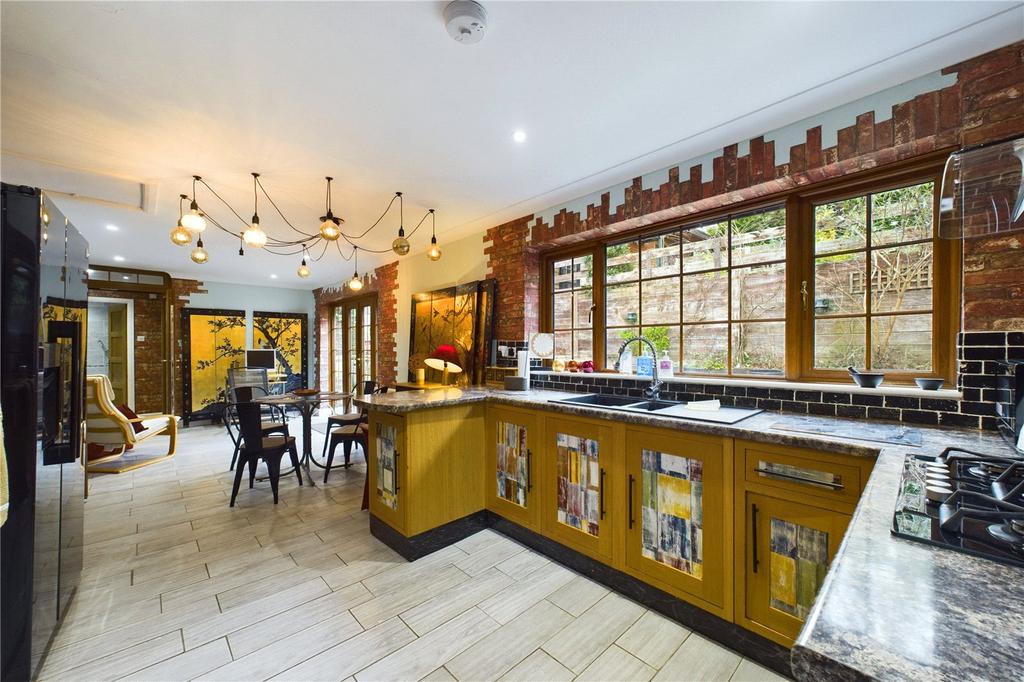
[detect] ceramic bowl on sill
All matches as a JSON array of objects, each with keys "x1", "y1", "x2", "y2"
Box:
[
  {"x1": 914, "y1": 378, "x2": 945, "y2": 391},
  {"x1": 848, "y1": 366, "x2": 884, "y2": 388}
]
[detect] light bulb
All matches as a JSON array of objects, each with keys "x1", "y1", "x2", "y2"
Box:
[
  {"x1": 242, "y1": 218, "x2": 267, "y2": 248},
  {"x1": 319, "y1": 218, "x2": 341, "y2": 241},
  {"x1": 427, "y1": 236, "x2": 442, "y2": 261},
  {"x1": 191, "y1": 239, "x2": 208, "y2": 264},
  {"x1": 297, "y1": 259, "x2": 310, "y2": 278},
  {"x1": 170, "y1": 222, "x2": 192, "y2": 246},
  {"x1": 181, "y1": 201, "x2": 207, "y2": 232},
  {"x1": 391, "y1": 227, "x2": 410, "y2": 256},
  {"x1": 348, "y1": 273, "x2": 364, "y2": 291}
]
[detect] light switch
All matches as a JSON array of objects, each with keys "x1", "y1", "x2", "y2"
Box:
[{"x1": 137, "y1": 335, "x2": 146, "y2": 342}]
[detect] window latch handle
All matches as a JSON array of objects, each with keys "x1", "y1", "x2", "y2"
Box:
[{"x1": 800, "y1": 280, "x2": 808, "y2": 310}]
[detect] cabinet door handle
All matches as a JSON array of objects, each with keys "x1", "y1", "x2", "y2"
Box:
[
  {"x1": 754, "y1": 466, "x2": 844, "y2": 491},
  {"x1": 751, "y1": 503, "x2": 760, "y2": 574},
  {"x1": 627, "y1": 474, "x2": 635, "y2": 529},
  {"x1": 526, "y1": 448, "x2": 533, "y2": 492},
  {"x1": 599, "y1": 468, "x2": 606, "y2": 519},
  {"x1": 394, "y1": 451, "x2": 400, "y2": 493}
]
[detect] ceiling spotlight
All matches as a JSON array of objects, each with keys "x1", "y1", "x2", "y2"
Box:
[
  {"x1": 444, "y1": 0, "x2": 487, "y2": 44},
  {"x1": 191, "y1": 237, "x2": 208, "y2": 264},
  {"x1": 391, "y1": 192, "x2": 410, "y2": 256},
  {"x1": 319, "y1": 176, "x2": 344, "y2": 241},
  {"x1": 181, "y1": 176, "x2": 207, "y2": 232},
  {"x1": 106, "y1": 224, "x2": 119, "y2": 232},
  {"x1": 270, "y1": 274, "x2": 278, "y2": 279},
  {"x1": 113, "y1": 255, "x2": 125, "y2": 262},
  {"x1": 242, "y1": 172, "x2": 268, "y2": 248},
  {"x1": 512, "y1": 129, "x2": 526, "y2": 144},
  {"x1": 170, "y1": 194, "x2": 193, "y2": 246}
]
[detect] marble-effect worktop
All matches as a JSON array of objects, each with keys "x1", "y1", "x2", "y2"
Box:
[{"x1": 356, "y1": 387, "x2": 1024, "y2": 682}]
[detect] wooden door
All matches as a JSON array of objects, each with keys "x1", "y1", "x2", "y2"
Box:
[
  {"x1": 331, "y1": 296, "x2": 377, "y2": 394},
  {"x1": 106, "y1": 306, "x2": 128, "y2": 404},
  {"x1": 624, "y1": 427, "x2": 729, "y2": 613},
  {"x1": 368, "y1": 411, "x2": 406, "y2": 533},
  {"x1": 543, "y1": 415, "x2": 615, "y2": 561},
  {"x1": 742, "y1": 492, "x2": 849, "y2": 645},
  {"x1": 486, "y1": 406, "x2": 541, "y2": 529}
]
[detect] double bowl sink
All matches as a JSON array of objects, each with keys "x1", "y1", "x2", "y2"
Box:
[{"x1": 548, "y1": 393, "x2": 762, "y2": 425}]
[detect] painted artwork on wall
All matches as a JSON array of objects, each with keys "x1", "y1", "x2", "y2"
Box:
[
  {"x1": 496, "y1": 420, "x2": 529, "y2": 508},
  {"x1": 555, "y1": 432, "x2": 601, "y2": 536},
  {"x1": 375, "y1": 422, "x2": 398, "y2": 510},
  {"x1": 769, "y1": 518, "x2": 829, "y2": 620},
  {"x1": 253, "y1": 311, "x2": 308, "y2": 388},
  {"x1": 408, "y1": 279, "x2": 496, "y2": 385},
  {"x1": 181, "y1": 308, "x2": 246, "y2": 424},
  {"x1": 639, "y1": 448, "x2": 704, "y2": 579}
]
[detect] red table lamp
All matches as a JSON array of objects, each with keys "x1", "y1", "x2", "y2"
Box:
[{"x1": 424, "y1": 344, "x2": 463, "y2": 386}]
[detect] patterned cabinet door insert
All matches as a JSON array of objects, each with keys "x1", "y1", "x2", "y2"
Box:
[
  {"x1": 496, "y1": 420, "x2": 530, "y2": 508},
  {"x1": 375, "y1": 421, "x2": 399, "y2": 511},
  {"x1": 555, "y1": 432, "x2": 602, "y2": 537},
  {"x1": 768, "y1": 517, "x2": 828, "y2": 620},
  {"x1": 640, "y1": 449, "x2": 703, "y2": 579}
]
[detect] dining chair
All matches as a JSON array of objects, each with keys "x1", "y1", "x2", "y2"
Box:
[
  {"x1": 224, "y1": 385, "x2": 289, "y2": 471},
  {"x1": 230, "y1": 402, "x2": 302, "y2": 506}
]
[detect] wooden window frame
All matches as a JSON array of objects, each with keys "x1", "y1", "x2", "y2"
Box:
[
  {"x1": 329, "y1": 293, "x2": 378, "y2": 393},
  {"x1": 539, "y1": 152, "x2": 959, "y2": 386}
]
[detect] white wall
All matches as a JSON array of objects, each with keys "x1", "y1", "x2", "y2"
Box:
[
  {"x1": 186, "y1": 280, "x2": 317, "y2": 378},
  {"x1": 394, "y1": 232, "x2": 488, "y2": 381}
]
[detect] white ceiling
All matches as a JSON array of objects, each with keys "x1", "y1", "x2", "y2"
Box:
[{"x1": 2, "y1": 1, "x2": 1021, "y2": 288}]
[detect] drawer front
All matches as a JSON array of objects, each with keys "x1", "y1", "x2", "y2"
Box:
[{"x1": 743, "y1": 444, "x2": 863, "y2": 506}]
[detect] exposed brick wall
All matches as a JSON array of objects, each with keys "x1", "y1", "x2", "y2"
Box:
[
  {"x1": 483, "y1": 216, "x2": 537, "y2": 340},
  {"x1": 169, "y1": 278, "x2": 207, "y2": 414},
  {"x1": 311, "y1": 261, "x2": 399, "y2": 389}
]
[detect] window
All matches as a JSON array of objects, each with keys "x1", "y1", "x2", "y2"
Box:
[
  {"x1": 551, "y1": 253, "x2": 594, "y2": 362},
  {"x1": 542, "y1": 162, "x2": 957, "y2": 384},
  {"x1": 810, "y1": 180, "x2": 936, "y2": 373},
  {"x1": 330, "y1": 296, "x2": 377, "y2": 392},
  {"x1": 603, "y1": 205, "x2": 786, "y2": 376}
]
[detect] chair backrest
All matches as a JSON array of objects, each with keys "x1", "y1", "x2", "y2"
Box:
[
  {"x1": 227, "y1": 367, "x2": 269, "y2": 393},
  {"x1": 85, "y1": 374, "x2": 134, "y2": 445},
  {"x1": 353, "y1": 380, "x2": 377, "y2": 397},
  {"x1": 234, "y1": 402, "x2": 266, "y2": 452},
  {"x1": 228, "y1": 385, "x2": 269, "y2": 404}
]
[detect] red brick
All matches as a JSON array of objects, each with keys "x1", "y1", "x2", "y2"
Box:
[
  {"x1": 913, "y1": 92, "x2": 938, "y2": 138},
  {"x1": 806, "y1": 126, "x2": 822, "y2": 168},
  {"x1": 856, "y1": 112, "x2": 875, "y2": 153}
]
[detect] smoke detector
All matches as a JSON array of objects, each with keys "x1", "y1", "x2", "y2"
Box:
[{"x1": 444, "y1": 1, "x2": 487, "y2": 44}]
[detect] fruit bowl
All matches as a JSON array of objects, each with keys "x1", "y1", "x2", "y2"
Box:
[{"x1": 292, "y1": 388, "x2": 320, "y2": 397}]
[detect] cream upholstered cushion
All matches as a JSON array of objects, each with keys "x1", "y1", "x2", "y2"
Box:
[{"x1": 86, "y1": 375, "x2": 178, "y2": 448}]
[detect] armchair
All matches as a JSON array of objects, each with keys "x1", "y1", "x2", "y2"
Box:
[{"x1": 85, "y1": 375, "x2": 178, "y2": 473}]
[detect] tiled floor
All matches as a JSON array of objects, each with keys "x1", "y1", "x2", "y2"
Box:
[{"x1": 40, "y1": 418, "x2": 788, "y2": 682}]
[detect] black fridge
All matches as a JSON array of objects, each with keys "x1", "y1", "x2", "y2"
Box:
[{"x1": 1, "y1": 184, "x2": 87, "y2": 681}]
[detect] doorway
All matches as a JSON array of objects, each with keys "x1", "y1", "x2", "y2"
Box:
[
  {"x1": 86, "y1": 297, "x2": 135, "y2": 406},
  {"x1": 330, "y1": 295, "x2": 377, "y2": 393}
]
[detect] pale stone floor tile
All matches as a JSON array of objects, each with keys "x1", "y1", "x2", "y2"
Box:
[
  {"x1": 47, "y1": 630, "x2": 183, "y2": 682},
  {"x1": 616, "y1": 609, "x2": 691, "y2": 669},
  {"x1": 542, "y1": 591, "x2": 645, "y2": 673},
  {"x1": 494, "y1": 548, "x2": 551, "y2": 580},
  {"x1": 730, "y1": 658, "x2": 790, "y2": 682},
  {"x1": 398, "y1": 567, "x2": 513, "y2": 636},
  {"x1": 654, "y1": 633, "x2": 742, "y2": 682},
  {"x1": 272, "y1": 617, "x2": 417, "y2": 682},
  {"x1": 118, "y1": 638, "x2": 232, "y2": 681},
  {"x1": 420, "y1": 667, "x2": 457, "y2": 681},
  {"x1": 576, "y1": 644, "x2": 656, "y2": 682},
  {"x1": 478, "y1": 561, "x2": 575, "y2": 624},
  {"x1": 546, "y1": 574, "x2": 610, "y2": 616},
  {"x1": 498, "y1": 650, "x2": 575, "y2": 682}
]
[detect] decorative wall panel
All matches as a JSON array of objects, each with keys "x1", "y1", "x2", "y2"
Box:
[
  {"x1": 375, "y1": 421, "x2": 399, "y2": 510},
  {"x1": 253, "y1": 311, "x2": 308, "y2": 388},
  {"x1": 640, "y1": 449, "x2": 703, "y2": 579},
  {"x1": 555, "y1": 432, "x2": 600, "y2": 536},
  {"x1": 181, "y1": 308, "x2": 245, "y2": 424},
  {"x1": 496, "y1": 420, "x2": 529, "y2": 508},
  {"x1": 769, "y1": 518, "x2": 828, "y2": 620}
]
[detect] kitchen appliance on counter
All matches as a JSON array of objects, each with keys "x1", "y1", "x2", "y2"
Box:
[
  {"x1": 1, "y1": 185, "x2": 87, "y2": 681},
  {"x1": 892, "y1": 447, "x2": 1023, "y2": 568},
  {"x1": 994, "y1": 359, "x2": 1024, "y2": 453}
]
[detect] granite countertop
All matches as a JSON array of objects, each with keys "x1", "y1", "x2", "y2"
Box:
[{"x1": 355, "y1": 387, "x2": 1024, "y2": 681}]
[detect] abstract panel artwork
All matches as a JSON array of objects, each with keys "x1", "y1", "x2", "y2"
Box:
[
  {"x1": 253, "y1": 311, "x2": 308, "y2": 384},
  {"x1": 769, "y1": 518, "x2": 829, "y2": 620},
  {"x1": 555, "y1": 432, "x2": 600, "y2": 536},
  {"x1": 639, "y1": 449, "x2": 704, "y2": 578},
  {"x1": 408, "y1": 279, "x2": 496, "y2": 385},
  {"x1": 376, "y1": 422, "x2": 399, "y2": 510},
  {"x1": 496, "y1": 420, "x2": 528, "y2": 507},
  {"x1": 181, "y1": 308, "x2": 246, "y2": 423}
]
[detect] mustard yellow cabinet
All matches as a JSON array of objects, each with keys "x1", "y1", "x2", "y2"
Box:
[
  {"x1": 542, "y1": 415, "x2": 616, "y2": 562},
  {"x1": 623, "y1": 427, "x2": 731, "y2": 617},
  {"x1": 486, "y1": 406, "x2": 542, "y2": 529},
  {"x1": 739, "y1": 493, "x2": 849, "y2": 645},
  {"x1": 368, "y1": 411, "x2": 407, "y2": 534}
]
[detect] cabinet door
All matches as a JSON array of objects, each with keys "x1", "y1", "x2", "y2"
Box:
[
  {"x1": 368, "y1": 412, "x2": 406, "y2": 533},
  {"x1": 544, "y1": 415, "x2": 615, "y2": 561},
  {"x1": 624, "y1": 428, "x2": 727, "y2": 610},
  {"x1": 743, "y1": 492, "x2": 849, "y2": 644},
  {"x1": 486, "y1": 407, "x2": 540, "y2": 528}
]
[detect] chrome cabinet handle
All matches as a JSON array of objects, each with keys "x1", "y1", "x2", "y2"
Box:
[
  {"x1": 754, "y1": 466, "x2": 844, "y2": 490},
  {"x1": 599, "y1": 468, "x2": 606, "y2": 519},
  {"x1": 627, "y1": 474, "x2": 635, "y2": 529},
  {"x1": 751, "y1": 503, "x2": 760, "y2": 573}
]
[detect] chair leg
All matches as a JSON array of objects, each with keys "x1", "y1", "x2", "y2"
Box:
[
  {"x1": 230, "y1": 441, "x2": 240, "y2": 472},
  {"x1": 230, "y1": 456, "x2": 247, "y2": 507},
  {"x1": 343, "y1": 438, "x2": 353, "y2": 467},
  {"x1": 289, "y1": 443, "x2": 302, "y2": 486},
  {"x1": 267, "y1": 455, "x2": 281, "y2": 504},
  {"x1": 248, "y1": 458, "x2": 257, "y2": 489},
  {"x1": 325, "y1": 435, "x2": 340, "y2": 484},
  {"x1": 321, "y1": 424, "x2": 330, "y2": 460}
]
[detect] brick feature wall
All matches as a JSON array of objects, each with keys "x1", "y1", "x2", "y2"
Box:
[
  {"x1": 312, "y1": 261, "x2": 399, "y2": 390},
  {"x1": 484, "y1": 41, "x2": 1024, "y2": 430},
  {"x1": 169, "y1": 278, "x2": 208, "y2": 414}
]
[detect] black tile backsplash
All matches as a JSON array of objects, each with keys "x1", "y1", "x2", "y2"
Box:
[{"x1": 515, "y1": 331, "x2": 1023, "y2": 431}]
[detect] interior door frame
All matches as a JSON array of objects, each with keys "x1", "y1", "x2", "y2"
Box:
[
  {"x1": 330, "y1": 293, "x2": 378, "y2": 393},
  {"x1": 87, "y1": 295, "x2": 135, "y2": 406}
]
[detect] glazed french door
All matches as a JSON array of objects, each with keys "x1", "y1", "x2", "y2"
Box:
[{"x1": 330, "y1": 295, "x2": 377, "y2": 393}]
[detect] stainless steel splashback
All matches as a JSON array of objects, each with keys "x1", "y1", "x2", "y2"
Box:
[{"x1": 939, "y1": 135, "x2": 1024, "y2": 239}]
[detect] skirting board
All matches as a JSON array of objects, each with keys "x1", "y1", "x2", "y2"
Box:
[{"x1": 369, "y1": 510, "x2": 792, "y2": 678}]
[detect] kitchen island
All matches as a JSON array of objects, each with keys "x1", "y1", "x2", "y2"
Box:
[{"x1": 355, "y1": 387, "x2": 1023, "y2": 682}]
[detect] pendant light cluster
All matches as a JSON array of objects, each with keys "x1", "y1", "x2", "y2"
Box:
[{"x1": 169, "y1": 173, "x2": 444, "y2": 283}]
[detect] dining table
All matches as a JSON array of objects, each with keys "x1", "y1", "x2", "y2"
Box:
[{"x1": 254, "y1": 390, "x2": 351, "y2": 487}]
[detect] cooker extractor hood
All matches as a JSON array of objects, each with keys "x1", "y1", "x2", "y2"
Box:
[{"x1": 939, "y1": 135, "x2": 1024, "y2": 239}]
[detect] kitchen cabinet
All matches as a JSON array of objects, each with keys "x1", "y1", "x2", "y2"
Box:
[
  {"x1": 485, "y1": 406, "x2": 542, "y2": 529},
  {"x1": 543, "y1": 414, "x2": 617, "y2": 562},
  {"x1": 368, "y1": 411, "x2": 407, "y2": 533},
  {"x1": 623, "y1": 426, "x2": 732, "y2": 617}
]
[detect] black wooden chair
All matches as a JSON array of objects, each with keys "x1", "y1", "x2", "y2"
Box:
[
  {"x1": 224, "y1": 386, "x2": 289, "y2": 471},
  {"x1": 230, "y1": 402, "x2": 302, "y2": 507},
  {"x1": 323, "y1": 414, "x2": 368, "y2": 483},
  {"x1": 320, "y1": 380, "x2": 376, "y2": 459}
]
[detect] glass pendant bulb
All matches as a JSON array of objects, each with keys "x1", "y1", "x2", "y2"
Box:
[
  {"x1": 242, "y1": 215, "x2": 267, "y2": 248},
  {"x1": 190, "y1": 237, "x2": 208, "y2": 264},
  {"x1": 391, "y1": 227, "x2": 410, "y2": 256},
  {"x1": 319, "y1": 217, "x2": 341, "y2": 241},
  {"x1": 348, "y1": 246, "x2": 363, "y2": 290},
  {"x1": 427, "y1": 238, "x2": 442, "y2": 261},
  {"x1": 170, "y1": 221, "x2": 192, "y2": 246},
  {"x1": 181, "y1": 201, "x2": 207, "y2": 232},
  {"x1": 297, "y1": 257, "x2": 310, "y2": 278}
]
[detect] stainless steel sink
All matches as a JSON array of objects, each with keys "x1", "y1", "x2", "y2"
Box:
[{"x1": 549, "y1": 393, "x2": 762, "y2": 424}]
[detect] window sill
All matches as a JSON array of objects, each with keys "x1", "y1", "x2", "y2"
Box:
[{"x1": 530, "y1": 370, "x2": 962, "y2": 400}]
